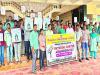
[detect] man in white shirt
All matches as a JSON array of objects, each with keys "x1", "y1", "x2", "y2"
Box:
[
  {"x1": 46, "y1": 24, "x2": 53, "y2": 36},
  {"x1": 66, "y1": 23, "x2": 74, "y2": 33},
  {"x1": 75, "y1": 25, "x2": 82, "y2": 62}
]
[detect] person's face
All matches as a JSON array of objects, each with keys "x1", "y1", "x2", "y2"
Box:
[
  {"x1": 76, "y1": 26, "x2": 79, "y2": 31},
  {"x1": 92, "y1": 29, "x2": 95, "y2": 33},
  {"x1": 48, "y1": 25, "x2": 51, "y2": 30},
  {"x1": 41, "y1": 30, "x2": 44, "y2": 35},
  {"x1": 8, "y1": 16, "x2": 12, "y2": 21},
  {"x1": 0, "y1": 24, "x2": 2, "y2": 29},
  {"x1": 34, "y1": 26, "x2": 37, "y2": 31},
  {"x1": 69, "y1": 24, "x2": 71, "y2": 28},
  {"x1": 7, "y1": 24, "x2": 10, "y2": 29},
  {"x1": 84, "y1": 26, "x2": 86, "y2": 30},
  {"x1": 61, "y1": 25, "x2": 63, "y2": 28}
]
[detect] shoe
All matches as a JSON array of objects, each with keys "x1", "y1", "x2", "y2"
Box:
[
  {"x1": 82, "y1": 58, "x2": 84, "y2": 60},
  {"x1": 79, "y1": 59, "x2": 82, "y2": 62},
  {"x1": 86, "y1": 58, "x2": 89, "y2": 60}
]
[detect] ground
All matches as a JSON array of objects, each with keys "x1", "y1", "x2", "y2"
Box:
[{"x1": 0, "y1": 56, "x2": 100, "y2": 75}]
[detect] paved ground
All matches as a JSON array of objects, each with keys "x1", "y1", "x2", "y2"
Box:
[{"x1": 0, "y1": 57, "x2": 100, "y2": 75}]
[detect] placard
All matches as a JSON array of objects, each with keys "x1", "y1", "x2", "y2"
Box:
[
  {"x1": 74, "y1": 17, "x2": 77, "y2": 23},
  {"x1": 1, "y1": 7, "x2": 6, "y2": 15},
  {"x1": 43, "y1": 18, "x2": 50, "y2": 30},
  {"x1": 0, "y1": 33, "x2": 3, "y2": 41},
  {"x1": 46, "y1": 34, "x2": 77, "y2": 66},
  {"x1": 11, "y1": 28, "x2": 22, "y2": 42},
  {"x1": 25, "y1": 17, "x2": 33, "y2": 30}
]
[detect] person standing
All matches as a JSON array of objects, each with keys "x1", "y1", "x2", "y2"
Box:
[
  {"x1": 81, "y1": 25, "x2": 90, "y2": 60},
  {"x1": 24, "y1": 29, "x2": 32, "y2": 62},
  {"x1": 46, "y1": 24, "x2": 53, "y2": 36},
  {"x1": 30, "y1": 24, "x2": 39, "y2": 73},
  {"x1": 39, "y1": 29, "x2": 46, "y2": 70},
  {"x1": 66, "y1": 23, "x2": 74, "y2": 33},
  {"x1": 75, "y1": 25, "x2": 82, "y2": 62},
  {"x1": 90, "y1": 28, "x2": 98, "y2": 59},
  {"x1": 0, "y1": 23, "x2": 5, "y2": 66},
  {"x1": 4, "y1": 23, "x2": 13, "y2": 65},
  {"x1": 13, "y1": 21, "x2": 21, "y2": 63},
  {"x1": 58, "y1": 24, "x2": 65, "y2": 34}
]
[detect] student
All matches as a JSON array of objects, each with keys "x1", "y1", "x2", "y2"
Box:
[
  {"x1": 24, "y1": 29, "x2": 32, "y2": 62},
  {"x1": 4, "y1": 23, "x2": 13, "y2": 65},
  {"x1": 81, "y1": 25, "x2": 90, "y2": 60},
  {"x1": 66, "y1": 23, "x2": 74, "y2": 33},
  {"x1": 0, "y1": 23, "x2": 5, "y2": 66},
  {"x1": 90, "y1": 28, "x2": 98, "y2": 59},
  {"x1": 13, "y1": 21, "x2": 21, "y2": 63},
  {"x1": 75, "y1": 25, "x2": 82, "y2": 62},
  {"x1": 39, "y1": 29, "x2": 46, "y2": 70},
  {"x1": 30, "y1": 24, "x2": 39, "y2": 73},
  {"x1": 46, "y1": 24, "x2": 53, "y2": 36},
  {"x1": 58, "y1": 24, "x2": 65, "y2": 34}
]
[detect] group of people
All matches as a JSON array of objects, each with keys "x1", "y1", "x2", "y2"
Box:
[{"x1": 0, "y1": 16, "x2": 100, "y2": 74}]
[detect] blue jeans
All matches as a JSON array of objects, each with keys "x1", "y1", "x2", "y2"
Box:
[
  {"x1": 24, "y1": 41, "x2": 32, "y2": 60},
  {"x1": 40, "y1": 50, "x2": 45, "y2": 70},
  {"x1": 81, "y1": 42, "x2": 88, "y2": 59},
  {"x1": 0, "y1": 46, "x2": 4, "y2": 65},
  {"x1": 7, "y1": 45, "x2": 13, "y2": 62},
  {"x1": 32, "y1": 50, "x2": 38, "y2": 72}
]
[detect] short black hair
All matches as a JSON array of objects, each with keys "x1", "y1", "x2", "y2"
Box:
[
  {"x1": 33, "y1": 24, "x2": 37, "y2": 27},
  {"x1": 0, "y1": 23, "x2": 2, "y2": 25},
  {"x1": 7, "y1": 23, "x2": 10, "y2": 26},
  {"x1": 40, "y1": 28, "x2": 43, "y2": 33},
  {"x1": 48, "y1": 24, "x2": 51, "y2": 27}
]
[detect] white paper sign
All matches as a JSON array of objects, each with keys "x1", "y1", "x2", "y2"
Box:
[
  {"x1": 14, "y1": 14, "x2": 19, "y2": 21},
  {"x1": 74, "y1": 17, "x2": 77, "y2": 23},
  {"x1": 0, "y1": 33, "x2": 3, "y2": 41},
  {"x1": 38, "y1": 12, "x2": 42, "y2": 17},
  {"x1": 25, "y1": 17, "x2": 33, "y2": 30},
  {"x1": 30, "y1": 13, "x2": 35, "y2": 18},
  {"x1": 1, "y1": 7, "x2": 6, "y2": 15},
  {"x1": 87, "y1": 19, "x2": 90, "y2": 24},
  {"x1": 11, "y1": 28, "x2": 22, "y2": 42},
  {"x1": 43, "y1": 18, "x2": 50, "y2": 30},
  {"x1": 21, "y1": 6, "x2": 26, "y2": 13},
  {"x1": 34, "y1": 17, "x2": 42, "y2": 30}
]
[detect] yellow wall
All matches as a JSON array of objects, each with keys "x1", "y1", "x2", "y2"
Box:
[{"x1": 59, "y1": 11, "x2": 72, "y2": 24}]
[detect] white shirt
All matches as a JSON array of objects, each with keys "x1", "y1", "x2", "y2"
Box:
[
  {"x1": 76, "y1": 29, "x2": 82, "y2": 41},
  {"x1": 4, "y1": 30, "x2": 12, "y2": 46},
  {"x1": 66, "y1": 28, "x2": 74, "y2": 34},
  {"x1": 24, "y1": 30, "x2": 30, "y2": 41},
  {"x1": 46, "y1": 30, "x2": 53, "y2": 36}
]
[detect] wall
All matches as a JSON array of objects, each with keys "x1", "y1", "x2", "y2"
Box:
[{"x1": 59, "y1": 11, "x2": 72, "y2": 24}]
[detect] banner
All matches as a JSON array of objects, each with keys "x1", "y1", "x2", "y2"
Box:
[
  {"x1": 46, "y1": 33, "x2": 77, "y2": 66},
  {"x1": 0, "y1": 33, "x2": 3, "y2": 41},
  {"x1": 11, "y1": 28, "x2": 22, "y2": 42},
  {"x1": 25, "y1": 17, "x2": 33, "y2": 30}
]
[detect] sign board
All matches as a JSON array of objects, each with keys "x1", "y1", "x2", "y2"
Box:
[
  {"x1": 46, "y1": 34, "x2": 77, "y2": 66},
  {"x1": 0, "y1": 33, "x2": 3, "y2": 41},
  {"x1": 25, "y1": 17, "x2": 33, "y2": 30},
  {"x1": 11, "y1": 28, "x2": 22, "y2": 42},
  {"x1": 74, "y1": 17, "x2": 77, "y2": 23}
]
